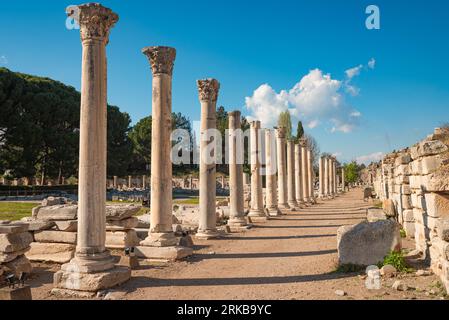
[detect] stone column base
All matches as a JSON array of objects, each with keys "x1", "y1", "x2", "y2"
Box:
[
  {"x1": 247, "y1": 215, "x2": 269, "y2": 223},
  {"x1": 266, "y1": 207, "x2": 282, "y2": 216},
  {"x1": 248, "y1": 209, "x2": 266, "y2": 217},
  {"x1": 0, "y1": 285, "x2": 32, "y2": 300},
  {"x1": 195, "y1": 229, "x2": 221, "y2": 240},
  {"x1": 227, "y1": 217, "x2": 252, "y2": 232},
  {"x1": 52, "y1": 265, "x2": 131, "y2": 295},
  {"x1": 140, "y1": 232, "x2": 178, "y2": 247},
  {"x1": 135, "y1": 245, "x2": 193, "y2": 261}
]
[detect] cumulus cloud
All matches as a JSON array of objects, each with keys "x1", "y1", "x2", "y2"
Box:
[
  {"x1": 0, "y1": 55, "x2": 7, "y2": 65},
  {"x1": 356, "y1": 152, "x2": 384, "y2": 165},
  {"x1": 345, "y1": 65, "x2": 363, "y2": 80},
  {"x1": 245, "y1": 68, "x2": 362, "y2": 133}
]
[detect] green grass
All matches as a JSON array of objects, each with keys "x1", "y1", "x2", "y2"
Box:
[
  {"x1": 0, "y1": 202, "x2": 35, "y2": 221},
  {"x1": 400, "y1": 229, "x2": 407, "y2": 238},
  {"x1": 373, "y1": 201, "x2": 383, "y2": 209},
  {"x1": 174, "y1": 197, "x2": 200, "y2": 205},
  {"x1": 377, "y1": 250, "x2": 414, "y2": 273}
]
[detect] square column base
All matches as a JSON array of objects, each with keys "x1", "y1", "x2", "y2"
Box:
[
  {"x1": 247, "y1": 216, "x2": 269, "y2": 223},
  {"x1": 135, "y1": 245, "x2": 193, "y2": 261},
  {"x1": 195, "y1": 229, "x2": 221, "y2": 240},
  {"x1": 52, "y1": 265, "x2": 131, "y2": 294},
  {"x1": 0, "y1": 285, "x2": 32, "y2": 300},
  {"x1": 266, "y1": 207, "x2": 282, "y2": 216}
]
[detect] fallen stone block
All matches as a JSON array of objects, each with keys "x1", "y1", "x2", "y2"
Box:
[
  {"x1": 54, "y1": 220, "x2": 78, "y2": 232},
  {"x1": 106, "y1": 217, "x2": 138, "y2": 230},
  {"x1": 106, "y1": 204, "x2": 141, "y2": 221},
  {"x1": 382, "y1": 199, "x2": 396, "y2": 217},
  {"x1": 105, "y1": 230, "x2": 140, "y2": 249},
  {"x1": 26, "y1": 242, "x2": 75, "y2": 263},
  {"x1": 437, "y1": 218, "x2": 449, "y2": 242},
  {"x1": 22, "y1": 219, "x2": 55, "y2": 231},
  {"x1": 0, "y1": 224, "x2": 29, "y2": 234},
  {"x1": 0, "y1": 232, "x2": 33, "y2": 253},
  {"x1": 36, "y1": 205, "x2": 78, "y2": 221},
  {"x1": 0, "y1": 246, "x2": 30, "y2": 263},
  {"x1": 0, "y1": 285, "x2": 32, "y2": 300},
  {"x1": 367, "y1": 208, "x2": 387, "y2": 222},
  {"x1": 337, "y1": 219, "x2": 401, "y2": 266},
  {"x1": 34, "y1": 230, "x2": 77, "y2": 244}
]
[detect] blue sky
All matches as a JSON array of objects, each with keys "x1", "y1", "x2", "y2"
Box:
[{"x1": 1, "y1": 0, "x2": 448, "y2": 164}]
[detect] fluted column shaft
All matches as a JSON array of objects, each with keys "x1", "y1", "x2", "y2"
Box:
[
  {"x1": 341, "y1": 167, "x2": 345, "y2": 192},
  {"x1": 276, "y1": 128, "x2": 289, "y2": 209},
  {"x1": 319, "y1": 157, "x2": 324, "y2": 198},
  {"x1": 287, "y1": 140, "x2": 298, "y2": 208},
  {"x1": 197, "y1": 79, "x2": 220, "y2": 238},
  {"x1": 300, "y1": 141, "x2": 310, "y2": 202},
  {"x1": 307, "y1": 148, "x2": 314, "y2": 201},
  {"x1": 248, "y1": 121, "x2": 265, "y2": 217},
  {"x1": 265, "y1": 129, "x2": 279, "y2": 215},
  {"x1": 294, "y1": 144, "x2": 303, "y2": 204}
]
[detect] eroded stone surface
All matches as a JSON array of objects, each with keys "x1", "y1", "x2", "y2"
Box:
[{"x1": 26, "y1": 242, "x2": 75, "y2": 263}]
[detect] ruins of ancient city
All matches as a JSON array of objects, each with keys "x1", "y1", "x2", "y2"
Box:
[{"x1": 1, "y1": 1, "x2": 449, "y2": 306}]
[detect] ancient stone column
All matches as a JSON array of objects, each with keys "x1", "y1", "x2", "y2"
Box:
[
  {"x1": 113, "y1": 176, "x2": 118, "y2": 189},
  {"x1": 142, "y1": 175, "x2": 146, "y2": 189},
  {"x1": 307, "y1": 148, "x2": 314, "y2": 202},
  {"x1": 300, "y1": 139, "x2": 310, "y2": 203},
  {"x1": 196, "y1": 79, "x2": 220, "y2": 239},
  {"x1": 332, "y1": 158, "x2": 337, "y2": 194},
  {"x1": 137, "y1": 46, "x2": 192, "y2": 259},
  {"x1": 287, "y1": 140, "x2": 298, "y2": 210},
  {"x1": 265, "y1": 129, "x2": 280, "y2": 216},
  {"x1": 295, "y1": 143, "x2": 304, "y2": 205},
  {"x1": 323, "y1": 157, "x2": 329, "y2": 198},
  {"x1": 227, "y1": 111, "x2": 250, "y2": 229},
  {"x1": 128, "y1": 175, "x2": 132, "y2": 188},
  {"x1": 319, "y1": 156, "x2": 324, "y2": 198},
  {"x1": 341, "y1": 167, "x2": 345, "y2": 192},
  {"x1": 248, "y1": 121, "x2": 266, "y2": 220},
  {"x1": 276, "y1": 127, "x2": 289, "y2": 210},
  {"x1": 53, "y1": 3, "x2": 130, "y2": 296}
]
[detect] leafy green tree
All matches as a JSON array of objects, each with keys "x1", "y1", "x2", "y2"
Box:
[
  {"x1": 128, "y1": 116, "x2": 152, "y2": 175},
  {"x1": 344, "y1": 161, "x2": 359, "y2": 184},
  {"x1": 278, "y1": 110, "x2": 292, "y2": 140},
  {"x1": 107, "y1": 106, "x2": 133, "y2": 177}
]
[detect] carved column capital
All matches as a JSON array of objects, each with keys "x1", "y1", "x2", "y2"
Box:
[
  {"x1": 276, "y1": 127, "x2": 286, "y2": 139},
  {"x1": 142, "y1": 46, "x2": 176, "y2": 76},
  {"x1": 71, "y1": 3, "x2": 118, "y2": 43},
  {"x1": 197, "y1": 79, "x2": 220, "y2": 102}
]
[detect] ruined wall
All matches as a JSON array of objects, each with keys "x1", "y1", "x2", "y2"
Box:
[{"x1": 368, "y1": 127, "x2": 449, "y2": 291}]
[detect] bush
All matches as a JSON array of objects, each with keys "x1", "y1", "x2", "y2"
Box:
[{"x1": 378, "y1": 251, "x2": 413, "y2": 273}]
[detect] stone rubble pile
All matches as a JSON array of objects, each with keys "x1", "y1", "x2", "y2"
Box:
[
  {"x1": 0, "y1": 221, "x2": 33, "y2": 277},
  {"x1": 363, "y1": 127, "x2": 449, "y2": 291},
  {"x1": 105, "y1": 204, "x2": 141, "y2": 249}
]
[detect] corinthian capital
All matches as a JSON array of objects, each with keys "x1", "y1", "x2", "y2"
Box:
[
  {"x1": 72, "y1": 3, "x2": 118, "y2": 43},
  {"x1": 299, "y1": 138, "x2": 308, "y2": 147},
  {"x1": 197, "y1": 79, "x2": 220, "y2": 102},
  {"x1": 142, "y1": 46, "x2": 176, "y2": 76},
  {"x1": 276, "y1": 127, "x2": 286, "y2": 139}
]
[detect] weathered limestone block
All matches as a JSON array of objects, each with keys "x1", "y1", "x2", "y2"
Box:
[
  {"x1": 410, "y1": 160, "x2": 422, "y2": 175},
  {"x1": 34, "y1": 230, "x2": 77, "y2": 244},
  {"x1": 414, "y1": 223, "x2": 430, "y2": 252},
  {"x1": 401, "y1": 195, "x2": 412, "y2": 210},
  {"x1": 409, "y1": 175, "x2": 423, "y2": 190},
  {"x1": 36, "y1": 205, "x2": 78, "y2": 221},
  {"x1": 0, "y1": 232, "x2": 33, "y2": 253},
  {"x1": 382, "y1": 199, "x2": 397, "y2": 217},
  {"x1": 403, "y1": 209, "x2": 414, "y2": 222},
  {"x1": 413, "y1": 208, "x2": 427, "y2": 225},
  {"x1": 53, "y1": 266, "x2": 131, "y2": 292},
  {"x1": 105, "y1": 230, "x2": 140, "y2": 249},
  {"x1": 0, "y1": 224, "x2": 29, "y2": 234},
  {"x1": 54, "y1": 220, "x2": 78, "y2": 232},
  {"x1": 430, "y1": 238, "x2": 449, "y2": 261},
  {"x1": 26, "y1": 242, "x2": 75, "y2": 263},
  {"x1": 403, "y1": 222, "x2": 415, "y2": 238},
  {"x1": 401, "y1": 185, "x2": 412, "y2": 195},
  {"x1": 421, "y1": 155, "x2": 444, "y2": 175},
  {"x1": 420, "y1": 166, "x2": 449, "y2": 192},
  {"x1": 411, "y1": 140, "x2": 448, "y2": 159},
  {"x1": 0, "y1": 247, "x2": 30, "y2": 263},
  {"x1": 42, "y1": 197, "x2": 75, "y2": 207},
  {"x1": 425, "y1": 193, "x2": 449, "y2": 218},
  {"x1": 21, "y1": 219, "x2": 55, "y2": 231},
  {"x1": 3, "y1": 255, "x2": 32, "y2": 275},
  {"x1": 367, "y1": 208, "x2": 388, "y2": 222},
  {"x1": 337, "y1": 220, "x2": 401, "y2": 266},
  {"x1": 105, "y1": 204, "x2": 141, "y2": 221},
  {"x1": 106, "y1": 217, "x2": 138, "y2": 229},
  {"x1": 395, "y1": 154, "x2": 411, "y2": 165},
  {"x1": 396, "y1": 165, "x2": 410, "y2": 176},
  {"x1": 437, "y1": 218, "x2": 449, "y2": 241},
  {"x1": 395, "y1": 175, "x2": 409, "y2": 185}
]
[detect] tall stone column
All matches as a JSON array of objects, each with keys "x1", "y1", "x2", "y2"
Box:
[
  {"x1": 287, "y1": 140, "x2": 298, "y2": 210},
  {"x1": 53, "y1": 3, "x2": 130, "y2": 296},
  {"x1": 323, "y1": 157, "x2": 329, "y2": 198},
  {"x1": 265, "y1": 129, "x2": 281, "y2": 216},
  {"x1": 319, "y1": 157, "x2": 324, "y2": 198},
  {"x1": 276, "y1": 128, "x2": 289, "y2": 210},
  {"x1": 341, "y1": 167, "x2": 345, "y2": 192},
  {"x1": 136, "y1": 46, "x2": 192, "y2": 259},
  {"x1": 142, "y1": 175, "x2": 146, "y2": 189},
  {"x1": 333, "y1": 158, "x2": 338, "y2": 195},
  {"x1": 294, "y1": 143, "x2": 304, "y2": 206},
  {"x1": 113, "y1": 176, "x2": 118, "y2": 189},
  {"x1": 248, "y1": 121, "x2": 266, "y2": 220},
  {"x1": 300, "y1": 139, "x2": 310, "y2": 203},
  {"x1": 196, "y1": 79, "x2": 220, "y2": 239},
  {"x1": 227, "y1": 111, "x2": 250, "y2": 229},
  {"x1": 307, "y1": 148, "x2": 314, "y2": 202},
  {"x1": 330, "y1": 157, "x2": 335, "y2": 196},
  {"x1": 128, "y1": 175, "x2": 132, "y2": 188},
  {"x1": 221, "y1": 176, "x2": 225, "y2": 189}
]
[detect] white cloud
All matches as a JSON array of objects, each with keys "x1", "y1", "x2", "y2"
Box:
[
  {"x1": 245, "y1": 68, "x2": 362, "y2": 133},
  {"x1": 368, "y1": 58, "x2": 376, "y2": 69},
  {"x1": 345, "y1": 65, "x2": 363, "y2": 80},
  {"x1": 356, "y1": 152, "x2": 384, "y2": 165},
  {"x1": 0, "y1": 55, "x2": 7, "y2": 65}
]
